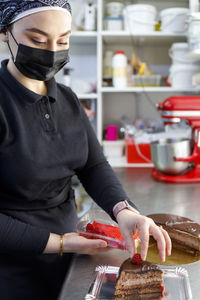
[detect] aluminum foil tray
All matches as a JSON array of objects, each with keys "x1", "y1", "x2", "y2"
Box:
[{"x1": 85, "y1": 265, "x2": 193, "y2": 300}]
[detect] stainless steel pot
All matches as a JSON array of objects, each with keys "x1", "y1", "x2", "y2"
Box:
[{"x1": 150, "y1": 138, "x2": 193, "y2": 175}]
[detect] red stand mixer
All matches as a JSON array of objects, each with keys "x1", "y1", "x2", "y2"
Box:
[{"x1": 152, "y1": 95, "x2": 200, "y2": 183}]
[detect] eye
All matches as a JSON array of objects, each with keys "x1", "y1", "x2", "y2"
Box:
[
  {"x1": 58, "y1": 36, "x2": 70, "y2": 46},
  {"x1": 58, "y1": 42, "x2": 68, "y2": 45},
  {"x1": 31, "y1": 38, "x2": 46, "y2": 45}
]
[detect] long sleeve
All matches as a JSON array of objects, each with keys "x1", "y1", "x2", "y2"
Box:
[
  {"x1": 0, "y1": 213, "x2": 50, "y2": 255},
  {"x1": 75, "y1": 100, "x2": 138, "y2": 219}
]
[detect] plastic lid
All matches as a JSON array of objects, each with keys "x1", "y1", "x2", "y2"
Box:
[
  {"x1": 160, "y1": 7, "x2": 189, "y2": 18},
  {"x1": 188, "y1": 12, "x2": 200, "y2": 21},
  {"x1": 106, "y1": 2, "x2": 124, "y2": 6},
  {"x1": 171, "y1": 42, "x2": 189, "y2": 50},
  {"x1": 115, "y1": 50, "x2": 125, "y2": 55}
]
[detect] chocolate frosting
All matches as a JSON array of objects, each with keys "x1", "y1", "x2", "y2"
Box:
[
  {"x1": 119, "y1": 258, "x2": 162, "y2": 275},
  {"x1": 148, "y1": 213, "x2": 200, "y2": 238}
]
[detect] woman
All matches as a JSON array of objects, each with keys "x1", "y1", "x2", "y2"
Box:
[{"x1": 0, "y1": 1, "x2": 171, "y2": 299}]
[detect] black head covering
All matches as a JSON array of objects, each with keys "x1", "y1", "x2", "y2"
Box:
[{"x1": 0, "y1": 0, "x2": 72, "y2": 31}]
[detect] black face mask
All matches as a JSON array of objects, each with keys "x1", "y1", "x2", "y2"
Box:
[{"x1": 8, "y1": 30, "x2": 70, "y2": 81}]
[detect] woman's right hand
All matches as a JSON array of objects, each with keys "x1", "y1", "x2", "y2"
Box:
[{"x1": 43, "y1": 232, "x2": 108, "y2": 255}]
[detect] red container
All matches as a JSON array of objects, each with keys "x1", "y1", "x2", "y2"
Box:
[{"x1": 126, "y1": 137, "x2": 152, "y2": 163}]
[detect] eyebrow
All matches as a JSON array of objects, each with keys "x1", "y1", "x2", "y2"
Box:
[{"x1": 25, "y1": 28, "x2": 71, "y2": 37}]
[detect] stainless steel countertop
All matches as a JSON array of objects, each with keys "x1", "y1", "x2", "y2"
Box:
[{"x1": 59, "y1": 168, "x2": 200, "y2": 300}]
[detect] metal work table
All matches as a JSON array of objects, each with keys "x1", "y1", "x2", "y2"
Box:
[{"x1": 59, "y1": 168, "x2": 200, "y2": 300}]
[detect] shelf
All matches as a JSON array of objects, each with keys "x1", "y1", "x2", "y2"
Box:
[
  {"x1": 101, "y1": 31, "x2": 187, "y2": 45},
  {"x1": 107, "y1": 156, "x2": 153, "y2": 168},
  {"x1": 71, "y1": 31, "x2": 97, "y2": 44},
  {"x1": 68, "y1": 1, "x2": 194, "y2": 143},
  {"x1": 101, "y1": 87, "x2": 200, "y2": 93},
  {"x1": 78, "y1": 93, "x2": 98, "y2": 99}
]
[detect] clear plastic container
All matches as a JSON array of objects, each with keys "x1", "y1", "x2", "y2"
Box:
[
  {"x1": 132, "y1": 74, "x2": 161, "y2": 86},
  {"x1": 77, "y1": 219, "x2": 139, "y2": 250}
]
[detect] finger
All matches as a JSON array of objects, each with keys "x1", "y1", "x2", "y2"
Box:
[
  {"x1": 138, "y1": 222, "x2": 150, "y2": 261},
  {"x1": 150, "y1": 225, "x2": 166, "y2": 262},
  {"x1": 132, "y1": 238, "x2": 136, "y2": 256},
  {"x1": 81, "y1": 238, "x2": 107, "y2": 249},
  {"x1": 160, "y1": 227, "x2": 172, "y2": 256},
  {"x1": 123, "y1": 232, "x2": 135, "y2": 258}
]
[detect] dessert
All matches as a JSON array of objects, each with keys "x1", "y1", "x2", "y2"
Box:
[
  {"x1": 115, "y1": 254, "x2": 164, "y2": 299},
  {"x1": 148, "y1": 213, "x2": 200, "y2": 256}
]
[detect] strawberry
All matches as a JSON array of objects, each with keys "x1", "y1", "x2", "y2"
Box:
[
  {"x1": 132, "y1": 253, "x2": 142, "y2": 264},
  {"x1": 86, "y1": 223, "x2": 94, "y2": 233},
  {"x1": 161, "y1": 285, "x2": 165, "y2": 295}
]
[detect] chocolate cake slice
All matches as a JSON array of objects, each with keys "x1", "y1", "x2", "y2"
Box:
[
  {"x1": 115, "y1": 258, "x2": 164, "y2": 299},
  {"x1": 148, "y1": 213, "x2": 200, "y2": 256}
]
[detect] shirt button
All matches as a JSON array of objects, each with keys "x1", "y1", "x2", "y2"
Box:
[
  {"x1": 42, "y1": 97, "x2": 48, "y2": 104},
  {"x1": 45, "y1": 114, "x2": 50, "y2": 119}
]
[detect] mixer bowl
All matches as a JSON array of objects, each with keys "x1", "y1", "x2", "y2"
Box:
[{"x1": 150, "y1": 138, "x2": 192, "y2": 175}]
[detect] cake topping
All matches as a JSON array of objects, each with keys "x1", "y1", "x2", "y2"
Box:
[
  {"x1": 148, "y1": 213, "x2": 200, "y2": 238},
  {"x1": 132, "y1": 253, "x2": 142, "y2": 264}
]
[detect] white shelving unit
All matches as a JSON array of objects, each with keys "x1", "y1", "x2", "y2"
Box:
[
  {"x1": 70, "y1": 31, "x2": 97, "y2": 43},
  {"x1": 101, "y1": 87, "x2": 200, "y2": 93},
  {"x1": 77, "y1": 93, "x2": 98, "y2": 99},
  {"x1": 95, "y1": 0, "x2": 200, "y2": 167},
  {"x1": 101, "y1": 31, "x2": 187, "y2": 45},
  {"x1": 0, "y1": 0, "x2": 199, "y2": 168},
  {"x1": 106, "y1": 156, "x2": 154, "y2": 168}
]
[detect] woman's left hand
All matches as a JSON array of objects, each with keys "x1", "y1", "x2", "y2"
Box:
[{"x1": 116, "y1": 209, "x2": 172, "y2": 262}]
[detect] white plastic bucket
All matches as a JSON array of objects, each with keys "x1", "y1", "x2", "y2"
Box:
[
  {"x1": 188, "y1": 13, "x2": 200, "y2": 58},
  {"x1": 169, "y1": 42, "x2": 198, "y2": 64},
  {"x1": 160, "y1": 7, "x2": 189, "y2": 33},
  {"x1": 106, "y1": 2, "x2": 124, "y2": 18},
  {"x1": 169, "y1": 64, "x2": 200, "y2": 88},
  {"x1": 124, "y1": 4, "x2": 157, "y2": 33}
]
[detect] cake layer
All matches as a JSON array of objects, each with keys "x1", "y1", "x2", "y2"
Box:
[
  {"x1": 116, "y1": 271, "x2": 163, "y2": 289},
  {"x1": 115, "y1": 287, "x2": 163, "y2": 299},
  {"x1": 163, "y1": 226, "x2": 199, "y2": 254},
  {"x1": 115, "y1": 292, "x2": 162, "y2": 299},
  {"x1": 148, "y1": 213, "x2": 200, "y2": 255}
]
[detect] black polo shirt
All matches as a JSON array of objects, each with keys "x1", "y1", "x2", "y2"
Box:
[{"x1": 0, "y1": 59, "x2": 136, "y2": 255}]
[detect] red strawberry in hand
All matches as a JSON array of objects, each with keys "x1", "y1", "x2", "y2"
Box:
[
  {"x1": 86, "y1": 223, "x2": 94, "y2": 233},
  {"x1": 132, "y1": 253, "x2": 142, "y2": 265}
]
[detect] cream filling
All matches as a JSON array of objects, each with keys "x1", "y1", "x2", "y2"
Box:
[{"x1": 119, "y1": 276, "x2": 162, "y2": 287}]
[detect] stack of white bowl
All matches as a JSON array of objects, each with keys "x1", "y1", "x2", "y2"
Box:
[{"x1": 168, "y1": 42, "x2": 200, "y2": 88}]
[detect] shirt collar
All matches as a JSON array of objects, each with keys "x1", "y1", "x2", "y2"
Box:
[{"x1": 0, "y1": 60, "x2": 57, "y2": 104}]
